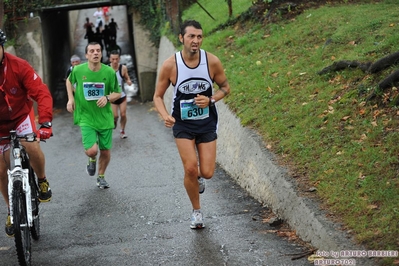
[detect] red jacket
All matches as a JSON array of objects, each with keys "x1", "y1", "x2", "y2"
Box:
[{"x1": 0, "y1": 52, "x2": 53, "y2": 135}]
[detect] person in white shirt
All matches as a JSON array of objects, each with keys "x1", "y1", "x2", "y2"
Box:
[{"x1": 93, "y1": 7, "x2": 104, "y2": 30}]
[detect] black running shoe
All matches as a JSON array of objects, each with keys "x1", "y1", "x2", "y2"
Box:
[
  {"x1": 5, "y1": 215, "x2": 14, "y2": 237},
  {"x1": 86, "y1": 158, "x2": 96, "y2": 176},
  {"x1": 39, "y1": 179, "x2": 52, "y2": 202}
]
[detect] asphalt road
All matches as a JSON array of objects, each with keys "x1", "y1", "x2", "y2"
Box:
[
  {"x1": 0, "y1": 5, "x2": 312, "y2": 266},
  {"x1": 0, "y1": 101, "x2": 312, "y2": 266}
]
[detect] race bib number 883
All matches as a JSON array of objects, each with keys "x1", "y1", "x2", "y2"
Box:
[{"x1": 83, "y1": 82, "x2": 105, "y2": 101}]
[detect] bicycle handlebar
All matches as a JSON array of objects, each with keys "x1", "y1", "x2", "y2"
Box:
[{"x1": 0, "y1": 131, "x2": 37, "y2": 143}]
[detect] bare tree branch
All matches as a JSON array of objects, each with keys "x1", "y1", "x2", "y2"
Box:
[{"x1": 195, "y1": 0, "x2": 215, "y2": 21}]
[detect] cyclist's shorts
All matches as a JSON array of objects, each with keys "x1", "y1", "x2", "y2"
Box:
[
  {"x1": 0, "y1": 108, "x2": 36, "y2": 154},
  {"x1": 81, "y1": 126, "x2": 112, "y2": 150},
  {"x1": 173, "y1": 130, "x2": 217, "y2": 145}
]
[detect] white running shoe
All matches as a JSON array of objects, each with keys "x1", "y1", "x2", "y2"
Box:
[
  {"x1": 120, "y1": 130, "x2": 127, "y2": 139},
  {"x1": 190, "y1": 211, "x2": 205, "y2": 229}
]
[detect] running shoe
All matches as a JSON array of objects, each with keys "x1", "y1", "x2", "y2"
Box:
[
  {"x1": 190, "y1": 210, "x2": 205, "y2": 229},
  {"x1": 97, "y1": 177, "x2": 110, "y2": 189},
  {"x1": 38, "y1": 179, "x2": 52, "y2": 202},
  {"x1": 198, "y1": 177, "x2": 205, "y2": 194},
  {"x1": 120, "y1": 130, "x2": 127, "y2": 139},
  {"x1": 5, "y1": 215, "x2": 14, "y2": 237},
  {"x1": 86, "y1": 158, "x2": 96, "y2": 176}
]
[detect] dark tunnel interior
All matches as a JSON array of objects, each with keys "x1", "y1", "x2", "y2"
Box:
[{"x1": 39, "y1": 3, "x2": 137, "y2": 108}]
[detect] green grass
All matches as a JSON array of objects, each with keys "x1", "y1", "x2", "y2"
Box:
[
  {"x1": 182, "y1": 0, "x2": 253, "y2": 35},
  {"x1": 181, "y1": 0, "x2": 399, "y2": 265}
]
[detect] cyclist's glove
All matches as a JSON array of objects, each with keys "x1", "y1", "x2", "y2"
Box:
[{"x1": 38, "y1": 127, "x2": 53, "y2": 140}]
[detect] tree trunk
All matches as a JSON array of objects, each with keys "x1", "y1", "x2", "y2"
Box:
[
  {"x1": 0, "y1": 0, "x2": 4, "y2": 29},
  {"x1": 368, "y1": 51, "x2": 399, "y2": 74},
  {"x1": 227, "y1": 0, "x2": 232, "y2": 17},
  {"x1": 378, "y1": 69, "x2": 399, "y2": 90}
]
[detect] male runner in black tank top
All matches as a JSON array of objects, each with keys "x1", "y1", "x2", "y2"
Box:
[
  {"x1": 109, "y1": 50, "x2": 133, "y2": 139},
  {"x1": 153, "y1": 20, "x2": 231, "y2": 229}
]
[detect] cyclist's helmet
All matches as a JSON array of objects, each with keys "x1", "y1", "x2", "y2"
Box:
[{"x1": 0, "y1": 29, "x2": 6, "y2": 46}]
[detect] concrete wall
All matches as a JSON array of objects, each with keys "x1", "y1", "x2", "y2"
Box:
[
  {"x1": 13, "y1": 17, "x2": 44, "y2": 82},
  {"x1": 131, "y1": 10, "x2": 158, "y2": 102},
  {"x1": 156, "y1": 36, "x2": 372, "y2": 260},
  {"x1": 68, "y1": 10, "x2": 79, "y2": 55}
]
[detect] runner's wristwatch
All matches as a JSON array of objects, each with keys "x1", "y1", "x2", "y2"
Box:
[{"x1": 209, "y1": 97, "x2": 215, "y2": 107}]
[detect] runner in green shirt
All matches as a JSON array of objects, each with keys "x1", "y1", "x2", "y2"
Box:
[{"x1": 66, "y1": 42, "x2": 121, "y2": 189}]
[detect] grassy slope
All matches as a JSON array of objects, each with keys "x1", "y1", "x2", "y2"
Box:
[{"x1": 183, "y1": 1, "x2": 399, "y2": 265}]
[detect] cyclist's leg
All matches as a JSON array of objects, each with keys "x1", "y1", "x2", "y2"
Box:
[
  {"x1": 0, "y1": 147, "x2": 10, "y2": 207},
  {"x1": 1, "y1": 147, "x2": 14, "y2": 237},
  {"x1": 24, "y1": 142, "x2": 46, "y2": 180},
  {"x1": 17, "y1": 108, "x2": 47, "y2": 181}
]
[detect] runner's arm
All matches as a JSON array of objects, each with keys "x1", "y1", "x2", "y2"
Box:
[
  {"x1": 209, "y1": 53, "x2": 230, "y2": 103},
  {"x1": 122, "y1": 65, "x2": 132, "y2": 85},
  {"x1": 153, "y1": 57, "x2": 176, "y2": 128},
  {"x1": 65, "y1": 77, "x2": 75, "y2": 112}
]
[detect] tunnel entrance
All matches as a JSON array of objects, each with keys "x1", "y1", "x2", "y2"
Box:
[{"x1": 39, "y1": 2, "x2": 138, "y2": 108}]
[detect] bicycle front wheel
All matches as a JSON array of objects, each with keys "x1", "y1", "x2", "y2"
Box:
[
  {"x1": 29, "y1": 168, "x2": 40, "y2": 240},
  {"x1": 12, "y1": 180, "x2": 32, "y2": 266}
]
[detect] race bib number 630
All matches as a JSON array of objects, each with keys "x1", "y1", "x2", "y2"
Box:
[{"x1": 180, "y1": 99, "x2": 209, "y2": 120}]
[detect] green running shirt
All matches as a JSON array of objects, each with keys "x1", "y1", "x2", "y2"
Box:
[{"x1": 69, "y1": 62, "x2": 120, "y2": 129}]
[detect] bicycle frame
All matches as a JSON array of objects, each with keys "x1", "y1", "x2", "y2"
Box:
[
  {"x1": 0, "y1": 130, "x2": 42, "y2": 266},
  {"x1": 5, "y1": 130, "x2": 35, "y2": 228}
]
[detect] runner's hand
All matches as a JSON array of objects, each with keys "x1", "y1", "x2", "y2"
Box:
[
  {"x1": 164, "y1": 115, "x2": 175, "y2": 128},
  {"x1": 194, "y1": 94, "x2": 209, "y2": 108}
]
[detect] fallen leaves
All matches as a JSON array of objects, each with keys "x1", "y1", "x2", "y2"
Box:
[
  {"x1": 358, "y1": 133, "x2": 367, "y2": 142},
  {"x1": 277, "y1": 229, "x2": 298, "y2": 241},
  {"x1": 341, "y1": 115, "x2": 350, "y2": 121},
  {"x1": 261, "y1": 225, "x2": 298, "y2": 241},
  {"x1": 359, "y1": 108, "x2": 366, "y2": 115},
  {"x1": 367, "y1": 204, "x2": 379, "y2": 210}
]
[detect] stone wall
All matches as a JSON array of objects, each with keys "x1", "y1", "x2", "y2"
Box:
[
  {"x1": 131, "y1": 10, "x2": 158, "y2": 102},
  {"x1": 13, "y1": 17, "x2": 44, "y2": 81}
]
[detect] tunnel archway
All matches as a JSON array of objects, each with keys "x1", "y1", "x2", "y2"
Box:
[{"x1": 38, "y1": 2, "x2": 138, "y2": 108}]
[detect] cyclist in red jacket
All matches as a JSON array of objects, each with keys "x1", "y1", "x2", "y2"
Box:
[{"x1": 0, "y1": 29, "x2": 53, "y2": 237}]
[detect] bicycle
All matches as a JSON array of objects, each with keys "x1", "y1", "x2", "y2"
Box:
[{"x1": 0, "y1": 130, "x2": 41, "y2": 266}]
